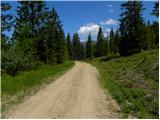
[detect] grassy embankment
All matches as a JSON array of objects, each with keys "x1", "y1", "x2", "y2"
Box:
[
  {"x1": 87, "y1": 49, "x2": 159, "y2": 118},
  {"x1": 1, "y1": 61, "x2": 74, "y2": 114}
]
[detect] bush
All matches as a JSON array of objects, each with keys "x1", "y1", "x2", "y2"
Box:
[{"x1": 1, "y1": 47, "x2": 43, "y2": 76}]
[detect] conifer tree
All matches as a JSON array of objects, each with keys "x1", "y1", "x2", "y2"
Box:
[
  {"x1": 119, "y1": 1, "x2": 145, "y2": 56},
  {"x1": 14, "y1": 1, "x2": 47, "y2": 60},
  {"x1": 109, "y1": 28, "x2": 114, "y2": 55},
  {"x1": 151, "y1": 2, "x2": 159, "y2": 17},
  {"x1": 114, "y1": 30, "x2": 120, "y2": 55},
  {"x1": 46, "y1": 7, "x2": 67, "y2": 64},
  {"x1": 72, "y1": 33, "x2": 82, "y2": 60},
  {"x1": 80, "y1": 44, "x2": 85, "y2": 59},
  {"x1": 86, "y1": 32, "x2": 93, "y2": 59},
  {"x1": 54, "y1": 26, "x2": 67, "y2": 64},
  {"x1": 151, "y1": 22, "x2": 159, "y2": 47},
  {"x1": 151, "y1": 2, "x2": 159, "y2": 47},
  {"x1": 1, "y1": 3, "x2": 14, "y2": 50},
  {"x1": 96, "y1": 26, "x2": 105, "y2": 57},
  {"x1": 66, "y1": 33, "x2": 73, "y2": 59}
]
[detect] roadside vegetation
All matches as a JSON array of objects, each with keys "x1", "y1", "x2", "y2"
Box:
[
  {"x1": 87, "y1": 49, "x2": 159, "y2": 118},
  {"x1": 1, "y1": 1, "x2": 159, "y2": 119},
  {"x1": 1, "y1": 61, "x2": 74, "y2": 114}
]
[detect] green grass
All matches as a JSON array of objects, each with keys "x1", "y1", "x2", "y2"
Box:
[
  {"x1": 87, "y1": 49, "x2": 159, "y2": 119},
  {"x1": 1, "y1": 61, "x2": 74, "y2": 114}
]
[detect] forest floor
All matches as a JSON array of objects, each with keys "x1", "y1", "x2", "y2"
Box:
[{"x1": 4, "y1": 61, "x2": 122, "y2": 119}]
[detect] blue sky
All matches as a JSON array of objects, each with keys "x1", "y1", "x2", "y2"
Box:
[{"x1": 2, "y1": 1, "x2": 158, "y2": 41}]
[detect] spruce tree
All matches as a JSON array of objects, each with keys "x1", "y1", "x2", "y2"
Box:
[
  {"x1": 80, "y1": 44, "x2": 85, "y2": 60},
  {"x1": 86, "y1": 32, "x2": 93, "y2": 59},
  {"x1": 14, "y1": 1, "x2": 47, "y2": 61},
  {"x1": 119, "y1": 1, "x2": 145, "y2": 56},
  {"x1": 96, "y1": 26, "x2": 105, "y2": 57},
  {"x1": 72, "y1": 33, "x2": 81, "y2": 60},
  {"x1": 151, "y1": 22, "x2": 159, "y2": 47},
  {"x1": 109, "y1": 28, "x2": 114, "y2": 55},
  {"x1": 45, "y1": 7, "x2": 67, "y2": 64},
  {"x1": 151, "y1": 2, "x2": 159, "y2": 17},
  {"x1": 1, "y1": 3, "x2": 14, "y2": 50},
  {"x1": 114, "y1": 30, "x2": 120, "y2": 55},
  {"x1": 142, "y1": 21, "x2": 156, "y2": 50},
  {"x1": 41, "y1": 7, "x2": 58, "y2": 64},
  {"x1": 66, "y1": 33, "x2": 73, "y2": 59},
  {"x1": 54, "y1": 26, "x2": 67, "y2": 64},
  {"x1": 1, "y1": 3, "x2": 14, "y2": 34},
  {"x1": 151, "y1": 2, "x2": 159, "y2": 47}
]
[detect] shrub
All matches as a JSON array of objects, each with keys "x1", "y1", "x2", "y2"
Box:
[{"x1": 1, "y1": 47, "x2": 43, "y2": 76}]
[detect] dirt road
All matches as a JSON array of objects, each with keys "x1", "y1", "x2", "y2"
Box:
[{"x1": 5, "y1": 62, "x2": 121, "y2": 118}]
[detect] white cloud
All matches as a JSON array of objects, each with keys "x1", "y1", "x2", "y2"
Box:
[
  {"x1": 107, "y1": 4, "x2": 112, "y2": 8},
  {"x1": 78, "y1": 23, "x2": 99, "y2": 35},
  {"x1": 78, "y1": 22, "x2": 116, "y2": 41},
  {"x1": 100, "y1": 19, "x2": 119, "y2": 25}
]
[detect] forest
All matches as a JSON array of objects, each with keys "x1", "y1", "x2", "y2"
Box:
[
  {"x1": 1, "y1": 1, "x2": 159, "y2": 119},
  {"x1": 1, "y1": 1, "x2": 159, "y2": 76}
]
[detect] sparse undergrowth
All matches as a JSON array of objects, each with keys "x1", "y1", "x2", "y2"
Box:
[
  {"x1": 1, "y1": 61, "x2": 74, "y2": 115},
  {"x1": 87, "y1": 49, "x2": 159, "y2": 118}
]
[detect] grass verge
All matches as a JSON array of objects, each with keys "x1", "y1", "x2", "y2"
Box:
[
  {"x1": 87, "y1": 49, "x2": 159, "y2": 118},
  {"x1": 1, "y1": 61, "x2": 74, "y2": 115}
]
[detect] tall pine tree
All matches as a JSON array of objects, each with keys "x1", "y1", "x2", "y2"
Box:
[
  {"x1": 48, "y1": 7, "x2": 67, "y2": 64},
  {"x1": 114, "y1": 30, "x2": 120, "y2": 55},
  {"x1": 72, "y1": 33, "x2": 82, "y2": 60},
  {"x1": 151, "y1": 2, "x2": 159, "y2": 47},
  {"x1": 151, "y1": 2, "x2": 159, "y2": 17},
  {"x1": 66, "y1": 33, "x2": 73, "y2": 60},
  {"x1": 119, "y1": 1, "x2": 145, "y2": 56},
  {"x1": 14, "y1": 1, "x2": 47, "y2": 61},
  {"x1": 109, "y1": 28, "x2": 114, "y2": 55},
  {"x1": 96, "y1": 26, "x2": 105, "y2": 57},
  {"x1": 86, "y1": 32, "x2": 93, "y2": 59},
  {"x1": 1, "y1": 3, "x2": 14, "y2": 50}
]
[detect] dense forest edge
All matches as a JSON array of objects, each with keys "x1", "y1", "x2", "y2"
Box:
[{"x1": 1, "y1": 1, "x2": 159, "y2": 119}]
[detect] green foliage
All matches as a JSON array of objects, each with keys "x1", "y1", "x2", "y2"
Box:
[
  {"x1": 2, "y1": 2, "x2": 69, "y2": 76},
  {"x1": 119, "y1": 1, "x2": 145, "y2": 56},
  {"x1": 2, "y1": 61, "x2": 74, "y2": 96},
  {"x1": 96, "y1": 26, "x2": 105, "y2": 57},
  {"x1": 66, "y1": 33, "x2": 73, "y2": 59},
  {"x1": 151, "y1": 22, "x2": 159, "y2": 47},
  {"x1": 86, "y1": 33, "x2": 93, "y2": 59},
  {"x1": 104, "y1": 38, "x2": 109, "y2": 56},
  {"x1": 72, "y1": 33, "x2": 84, "y2": 60},
  {"x1": 109, "y1": 28, "x2": 114, "y2": 54},
  {"x1": 143, "y1": 22, "x2": 156, "y2": 50},
  {"x1": 1, "y1": 46, "x2": 42, "y2": 76},
  {"x1": 1, "y1": 61, "x2": 74, "y2": 113},
  {"x1": 54, "y1": 26, "x2": 67, "y2": 64},
  {"x1": 151, "y1": 2, "x2": 159, "y2": 17},
  {"x1": 1, "y1": 2, "x2": 15, "y2": 51},
  {"x1": 113, "y1": 30, "x2": 120, "y2": 55},
  {"x1": 87, "y1": 49, "x2": 159, "y2": 118},
  {"x1": 1, "y1": 3, "x2": 15, "y2": 32}
]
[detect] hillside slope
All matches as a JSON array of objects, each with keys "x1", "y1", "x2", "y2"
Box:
[{"x1": 87, "y1": 49, "x2": 159, "y2": 118}]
